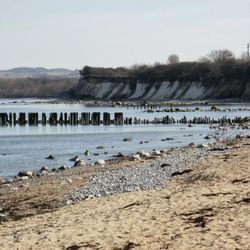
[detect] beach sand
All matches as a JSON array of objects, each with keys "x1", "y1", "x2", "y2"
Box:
[{"x1": 0, "y1": 139, "x2": 249, "y2": 249}]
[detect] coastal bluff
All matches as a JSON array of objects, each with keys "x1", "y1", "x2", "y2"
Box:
[{"x1": 73, "y1": 63, "x2": 250, "y2": 100}]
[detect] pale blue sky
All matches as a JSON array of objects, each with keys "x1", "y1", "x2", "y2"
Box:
[{"x1": 0, "y1": 0, "x2": 249, "y2": 69}]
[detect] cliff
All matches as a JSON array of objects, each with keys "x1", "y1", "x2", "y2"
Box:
[{"x1": 73, "y1": 62, "x2": 250, "y2": 100}]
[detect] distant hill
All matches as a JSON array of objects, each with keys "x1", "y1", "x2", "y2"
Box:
[{"x1": 0, "y1": 67, "x2": 80, "y2": 79}]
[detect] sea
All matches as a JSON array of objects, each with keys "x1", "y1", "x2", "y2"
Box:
[{"x1": 0, "y1": 98, "x2": 249, "y2": 178}]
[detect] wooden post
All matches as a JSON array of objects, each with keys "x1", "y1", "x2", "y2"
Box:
[
  {"x1": 19, "y1": 112, "x2": 26, "y2": 126},
  {"x1": 91, "y1": 112, "x2": 100, "y2": 125},
  {"x1": 103, "y1": 112, "x2": 111, "y2": 125},
  {"x1": 42, "y1": 113, "x2": 47, "y2": 125},
  {"x1": 49, "y1": 113, "x2": 58, "y2": 125},
  {"x1": 13, "y1": 113, "x2": 17, "y2": 126},
  {"x1": 114, "y1": 112, "x2": 123, "y2": 125}
]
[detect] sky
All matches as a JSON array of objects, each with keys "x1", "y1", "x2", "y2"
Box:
[{"x1": 0, "y1": 0, "x2": 250, "y2": 70}]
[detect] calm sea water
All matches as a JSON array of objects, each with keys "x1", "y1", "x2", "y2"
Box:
[{"x1": 0, "y1": 98, "x2": 249, "y2": 178}]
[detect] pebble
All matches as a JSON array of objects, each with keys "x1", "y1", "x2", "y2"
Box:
[
  {"x1": 67, "y1": 144, "x2": 222, "y2": 203},
  {"x1": 95, "y1": 159, "x2": 105, "y2": 166}
]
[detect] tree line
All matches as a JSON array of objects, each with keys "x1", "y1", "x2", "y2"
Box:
[{"x1": 80, "y1": 49, "x2": 250, "y2": 85}]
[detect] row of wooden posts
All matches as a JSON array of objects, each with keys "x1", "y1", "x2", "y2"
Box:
[{"x1": 0, "y1": 112, "x2": 247, "y2": 126}]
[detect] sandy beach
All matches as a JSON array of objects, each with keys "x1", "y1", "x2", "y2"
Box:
[{"x1": 0, "y1": 138, "x2": 249, "y2": 250}]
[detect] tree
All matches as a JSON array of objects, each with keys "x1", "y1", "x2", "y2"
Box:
[
  {"x1": 206, "y1": 49, "x2": 235, "y2": 64},
  {"x1": 168, "y1": 54, "x2": 180, "y2": 64}
]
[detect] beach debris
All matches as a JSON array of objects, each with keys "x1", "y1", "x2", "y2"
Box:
[
  {"x1": 18, "y1": 170, "x2": 33, "y2": 178},
  {"x1": 46, "y1": 155, "x2": 55, "y2": 160},
  {"x1": 73, "y1": 160, "x2": 86, "y2": 167},
  {"x1": 160, "y1": 163, "x2": 171, "y2": 168},
  {"x1": 95, "y1": 159, "x2": 105, "y2": 166},
  {"x1": 84, "y1": 150, "x2": 90, "y2": 156},
  {"x1": 70, "y1": 156, "x2": 80, "y2": 162},
  {"x1": 171, "y1": 169, "x2": 193, "y2": 177}
]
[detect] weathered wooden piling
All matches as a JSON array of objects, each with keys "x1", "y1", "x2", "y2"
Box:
[
  {"x1": 69, "y1": 112, "x2": 78, "y2": 125},
  {"x1": 49, "y1": 113, "x2": 58, "y2": 126},
  {"x1": 28, "y1": 113, "x2": 38, "y2": 126},
  {"x1": 58, "y1": 113, "x2": 63, "y2": 125},
  {"x1": 0, "y1": 113, "x2": 8, "y2": 126},
  {"x1": 91, "y1": 112, "x2": 100, "y2": 125},
  {"x1": 81, "y1": 112, "x2": 90, "y2": 125},
  {"x1": 13, "y1": 113, "x2": 17, "y2": 126},
  {"x1": 64, "y1": 113, "x2": 68, "y2": 125},
  {"x1": 9, "y1": 113, "x2": 12, "y2": 125},
  {"x1": 18, "y1": 113, "x2": 26, "y2": 126},
  {"x1": 41, "y1": 113, "x2": 47, "y2": 125},
  {"x1": 114, "y1": 112, "x2": 123, "y2": 125},
  {"x1": 103, "y1": 112, "x2": 111, "y2": 125}
]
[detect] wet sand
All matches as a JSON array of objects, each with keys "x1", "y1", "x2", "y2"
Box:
[{"x1": 0, "y1": 138, "x2": 249, "y2": 249}]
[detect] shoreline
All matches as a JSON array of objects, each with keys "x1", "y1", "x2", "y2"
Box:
[
  {"x1": 0, "y1": 136, "x2": 247, "y2": 218},
  {"x1": 0, "y1": 137, "x2": 249, "y2": 249}
]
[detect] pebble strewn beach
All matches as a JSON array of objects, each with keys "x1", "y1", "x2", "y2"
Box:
[{"x1": 69, "y1": 146, "x2": 209, "y2": 201}]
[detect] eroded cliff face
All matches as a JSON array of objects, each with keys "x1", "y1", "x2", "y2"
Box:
[{"x1": 73, "y1": 79, "x2": 250, "y2": 100}]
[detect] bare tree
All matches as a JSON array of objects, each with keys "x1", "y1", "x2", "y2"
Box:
[
  {"x1": 168, "y1": 54, "x2": 180, "y2": 64},
  {"x1": 206, "y1": 49, "x2": 235, "y2": 64}
]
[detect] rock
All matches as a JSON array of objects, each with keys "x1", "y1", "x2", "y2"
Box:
[
  {"x1": 130, "y1": 154, "x2": 141, "y2": 161},
  {"x1": 46, "y1": 155, "x2": 55, "y2": 160},
  {"x1": 188, "y1": 124, "x2": 194, "y2": 127},
  {"x1": 247, "y1": 134, "x2": 250, "y2": 139},
  {"x1": 40, "y1": 166, "x2": 49, "y2": 172},
  {"x1": 161, "y1": 137, "x2": 174, "y2": 141},
  {"x1": 204, "y1": 135, "x2": 212, "y2": 140},
  {"x1": 41, "y1": 170, "x2": 49, "y2": 176},
  {"x1": 137, "y1": 151, "x2": 150, "y2": 157},
  {"x1": 93, "y1": 153, "x2": 99, "y2": 156},
  {"x1": 18, "y1": 171, "x2": 33, "y2": 178},
  {"x1": 58, "y1": 165, "x2": 67, "y2": 171},
  {"x1": 112, "y1": 152, "x2": 124, "y2": 158},
  {"x1": 84, "y1": 150, "x2": 90, "y2": 156},
  {"x1": 197, "y1": 143, "x2": 208, "y2": 148},
  {"x1": 95, "y1": 159, "x2": 105, "y2": 166},
  {"x1": 104, "y1": 152, "x2": 108, "y2": 154},
  {"x1": 139, "y1": 141, "x2": 144, "y2": 144},
  {"x1": 70, "y1": 156, "x2": 80, "y2": 162},
  {"x1": 236, "y1": 134, "x2": 244, "y2": 139},
  {"x1": 154, "y1": 151, "x2": 161, "y2": 155},
  {"x1": 123, "y1": 138, "x2": 132, "y2": 142},
  {"x1": 0, "y1": 178, "x2": 6, "y2": 185},
  {"x1": 51, "y1": 168, "x2": 57, "y2": 172},
  {"x1": 96, "y1": 146, "x2": 105, "y2": 149},
  {"x1": 74, "y1": 160, "x2": 86, "y2": 167},
  {"x1": 189, "y1": 142, "x2": 195, "y2": 147},
  {"x1": 20, "y1": 176, "x2": 30, "y2": 180}
]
